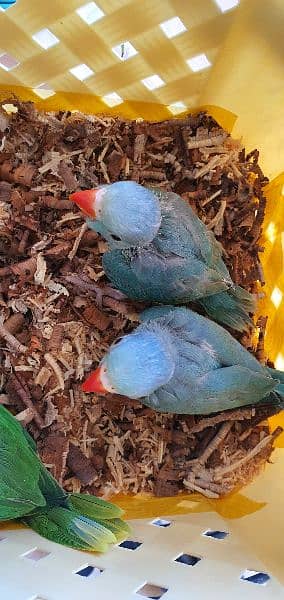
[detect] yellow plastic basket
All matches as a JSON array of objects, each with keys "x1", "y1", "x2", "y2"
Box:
[{"x1": 0, "y1": 0, "x2": 283, "y2": 598}]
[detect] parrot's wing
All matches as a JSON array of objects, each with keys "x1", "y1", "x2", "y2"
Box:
[
  {"x1": 0, "y1": 407, "x2": 46, "y2": 520},
  {"x1": 142, "y1": 306, "x2": 262, "y2": 374},
  {"x1": 103, "y1": 248, "x2": 228, "y2": 303},
  {"x1": 152, "y1": 188, "x2": 228, "y2": 273},
  {"x1": 144, "y1": 365, "x2": 276, "y2": 414},
  {"x1": 37, "y1": 462, "x2": 67, "y2": 508},
  {"x1": 193, "y1": 365, "x2": 277, "y2": 413},
  {"x1": 22, "y1": 427, "x2": 38, "y2": 451}
]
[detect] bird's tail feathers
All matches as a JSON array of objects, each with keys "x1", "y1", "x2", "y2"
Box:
[
  {"x1": 257, "y1": 390, "x2": 284, "y2": 409},
  {"x1": 23, "y1": 493, "x2": 130, "y2": 552},
  {"x1": 69, "y1": 492, "x2": 124, "y2": 519},
  {"x1": 200, "y1": 285, "x2": 255, "y2": 332},
  {"x1": 266, "y1": 367, "x2": 284, "y2": 397}
]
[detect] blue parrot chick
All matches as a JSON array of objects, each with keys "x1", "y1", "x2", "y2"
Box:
[
  {"x1": 82, "y1": 306, "x2": 284, "y2": 415},
  {"x1": 70, "y1": 181, "x2": 255, "y2": 332}
]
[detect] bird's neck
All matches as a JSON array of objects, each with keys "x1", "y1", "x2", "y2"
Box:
[{"x1": 141, "y1": 322, "x2": 177, "y2": 380}]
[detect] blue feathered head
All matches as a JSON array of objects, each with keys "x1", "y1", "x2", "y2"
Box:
[
  {"x1": 70, "y1": 181, "x2": 162, "y2": 246},
  {"x1": 82, "y1": 327, "x2": 175, "y2": 399}
]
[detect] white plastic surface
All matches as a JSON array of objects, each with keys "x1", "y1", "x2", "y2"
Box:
[{"x1": 0, "y1": 509, "x2": 283, "y2": 600}]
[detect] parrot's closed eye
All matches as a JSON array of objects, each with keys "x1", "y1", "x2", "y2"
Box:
[{"x1": 110, "y1": 234, "x2": 121, "y2": 241}]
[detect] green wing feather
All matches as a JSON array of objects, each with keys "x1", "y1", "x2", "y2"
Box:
[
  {"x1": 37, "y1": 463, "x2": 68, "y2": 507},
  {"x1": 93, "y1": 518, "x2": 131, "y2": 542},
  {"x1": 24, "y1": 506, "x2": 118, "y2": 552},
  {"x1": 22, "y1": 512, "x2": 94, "y2": 551},
  {"x1": 22, "y1": 427, "x2": 38, "y2": 452},
  {"x1": 69, "y1": 492, "x2": 124, "y2": 519},
  {"x1": 0, "y1": 407, "x2": 46, "y2": 519}
]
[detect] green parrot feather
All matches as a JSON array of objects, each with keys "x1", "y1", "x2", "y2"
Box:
[
  {"x1": 69, "y1": 492, "x2": 123, "y2": 519},
  {"x1": 0, "y1": 405, "x2": 130, "y2": 552},
  {"x1": 22, "y1": 512, "x2": 94, "y2": 551},
  {"x1": 0, "y1": 407, "x2": 45, "y2": 517},
  {"x1": 93, "y1": 518, "x2": 131, "y2": 542}
]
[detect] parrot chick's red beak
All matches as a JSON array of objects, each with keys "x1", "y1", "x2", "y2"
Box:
[
  {"x1": 70, "y1": 189, "x2": 98, "y2": 218},
  {"x1": 82, "y1": 366, "x2": 108, "y2": 394}
]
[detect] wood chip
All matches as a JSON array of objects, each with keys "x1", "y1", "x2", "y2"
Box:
[
  {"x1": 34, "y1": 366, "x2": 52, "y2": 388},
  {"x1": 6, "y1": 373, "x2": 44, "y2": 429},
  {"x1": 83, "y1": 304, "x2": 112, "y2": 331},
  {"x1": 67, "y1": 443, "x2": 98, "y2": 485},
  {"x1": 0, "y1": 323, "x2": 27, "y2": 354},
  {"x1": 207, "y1": 200, "x2": 227, "y2": 236},
  {"x1": 44, "y1": 353, "x2": 65, "y2": 390},
  {"x1": 214, "y1": 429, "x2": 282, "y2": 478},
  {"x1": 187, "y1": 134, "x2": 227, "y2": 149},
  {"x1": 188, "y1": 422, "x2": 232, "y2": 470},
  {"x1": 39, "y1": 434, "x2": 70, "y2": 485},
  {"x1": 58, "y1": 160, "x2": 78, "y2": 191},
  {"x1": 15, "y1": 407, "x2": 34, "y2": 425},
  {"x1": 34, "y1": 253, "x2": 47, "y2": 286},
  {"x1": 68, "y1": 222, "x2": 88, "y2": 261}
]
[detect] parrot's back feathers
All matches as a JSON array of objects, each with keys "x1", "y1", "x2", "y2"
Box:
[
  {"x1": 142, "y1": 309, "x2": 276, "y2": 413},
  {"x1": 141, "y1": 306, "x2": 262, "y2": 373},
  {"x1": 0, "y1": 497, "x2": 41, "y2": 521}
]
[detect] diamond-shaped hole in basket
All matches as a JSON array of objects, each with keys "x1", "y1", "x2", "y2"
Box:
[
  {"x1": 203, "y1": 529, "x2": 229, "y2": 540},
  {"x1": 174, "y1": 553, "x2": 202, "y2": 566},
  {"x1": 118, "y1": 539, "x2": 142, "y2": 550},
  {"x1": 75, "y1": 564, "x2": 104, "y2": 578},
  {"x1": 240, "y1": 570, "x2": 270, "y2": 585},
  {"x1": 0, "y1": 52, "x2": 19, "y2": 71},
  {"x1": 136, "y1": 583, "x2": 168, "y2": 599},
  {"x1": 22, "y1": 548, "x2": 51, "y2": 562},
  {"x1": 151, "y1": 518, "x2": 172, "y2": 528}
]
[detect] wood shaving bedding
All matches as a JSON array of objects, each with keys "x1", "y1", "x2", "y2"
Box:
[{"x1": 0, "y1": 100, "x2": 282, "y2": 498}]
